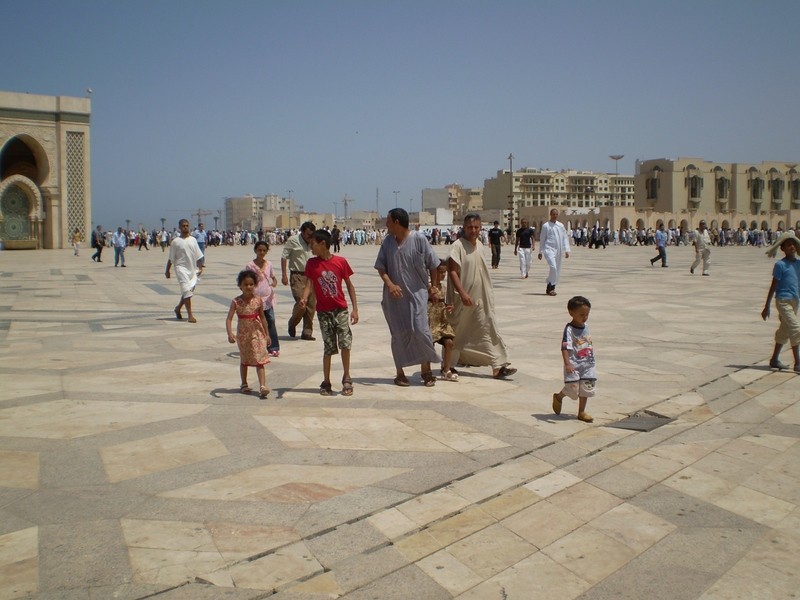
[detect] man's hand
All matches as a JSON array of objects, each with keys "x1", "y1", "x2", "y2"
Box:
[
  {"x1": 388, "y1": 282, "x2": 403, "y2": 298},
  {"x1": 281, "y1": 274, "x2": 289, "y2": 286}
]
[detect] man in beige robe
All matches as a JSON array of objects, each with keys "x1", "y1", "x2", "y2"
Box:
[{"x1": 447, "y1": 213, "x2": 517, "y2": 379}]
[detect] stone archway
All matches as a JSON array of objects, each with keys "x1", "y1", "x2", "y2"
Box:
[{"x1": 0, "y1": 175, "x2": 42, "y2": 248}]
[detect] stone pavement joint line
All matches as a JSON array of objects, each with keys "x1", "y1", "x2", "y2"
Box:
[{"x1": 0, "y1": 244, "x2": 797, "y2": 599}]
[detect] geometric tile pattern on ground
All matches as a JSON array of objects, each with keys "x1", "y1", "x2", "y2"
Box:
[
  {"x1": 0, "y1": 527, "x2": 38, "y2": 600},
  {"x1": 254, "y1": 406, "x2": 510, "y2": 452},
  {"x1": 0, "y1": 399, "x2": 208, "y2": 439},
  {"x1": 159, "y1": 464, "x2": 410, "y2": 503},
  {"x1": 100, "y1": 426, "x2": 230, "y2": 482}
]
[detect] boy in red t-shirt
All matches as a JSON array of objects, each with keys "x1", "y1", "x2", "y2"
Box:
[{"x1": 299, "y1": 230, "x2": 359, "y2": 396}]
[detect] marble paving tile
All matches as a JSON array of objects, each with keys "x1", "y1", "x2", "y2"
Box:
[
  {"x1": 101, "y1": 426, "x2": 229, "y2": 482},
  {"x1": 0, "y1": 527, "x2": 38, "y2": 600},
  {"x1": 396, "y1": 488, "x2": 471, "y2": 527},
  {"x1": 523, "y1": 469, "x2": 582, "y2": 498},
  {"x1": 0, "y1": 399, "x2": 208, "y2": 439},
  {"x1": 446, "y1": 524, "x2": 537, "y2": 579},
  {"x1": 479, "y1": 486, "x2": 541, "y2": 520},
  {"x1": 207, "y1": 522, "x2": 300, "y2": 560},
  {"x1": 775, "y1": 400, "x2": 800, "y2": 425},
  {"x1": 417, "y1": 549, "x2": 483, "y2": 596},
  {"x1": 0, "y1": 376, "x2": 62, "y2": 403},
  {"x1": 540, "y1": 524, "x2": 638, "y2": 586},
  {"x1": 491, "y1": 455, "x2": 554, "y2": 484},
  {"x1": 447, "y1": 470, "x2": 518, "y2": 503},
  {"x1": 714, "y1": 486, "x2": 796, "y2": 527},
  {"x1": 501, "y1": 500, "x2": 582, "y2": 550},
  {"x1": 213, "y1": 542, "x2": 324, "y2": 591},
  {"x1": 0, "y1": 450, "x2": 39, "y2": 489},
  {"x1": 160, "y1": 464, "x2": 410, "y2": 503},
  {"x1": 589, "y1": 502, "x2": 676, "y2": 553},
  {"x1": 367, "y1": 508, "x2": 419, "y2": 540},
  {"x1": 662, "y1": 466, "x2": 738, "y2": 503},
  {"x1": 548, "y1": 482, "x2": 623, "y2": 522},
  {"x1": 393, "y1": 530, "x2": 442, "y2": 563},
  {"x1": 740, "y1": 433, "x2": 798, "y2": 452},
  {"x1": 425, "y1": 506, "x2": 496, "y2": 547},
  {"x1": 621, "y1": 450, "x2": 687, "y2": 482},
  {"x1": 454, "y1": 552, "x2": 591, "y2": 600}
]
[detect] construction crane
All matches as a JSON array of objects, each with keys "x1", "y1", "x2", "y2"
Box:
[
  {"x1": 191, "y1": 209, "x2": 214, "y2": 225},
  {"x1": 342, "y1": 194, "x2": 354, "y2": 220}
]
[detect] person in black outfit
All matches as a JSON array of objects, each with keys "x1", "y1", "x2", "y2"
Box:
[
  {"x1": 487, "y1": 221, "x2": 505, "y2": 269},
  {"x1": 91, "y1": 225, "x2": 104, "y2": 262},
  {"x1": 514, "y1": 219, "x2": 536, "y2": 278}
]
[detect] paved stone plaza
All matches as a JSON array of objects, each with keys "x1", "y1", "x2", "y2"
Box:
[{"x1": 0, "y1": 240, "x2": 798, "y2": 599}]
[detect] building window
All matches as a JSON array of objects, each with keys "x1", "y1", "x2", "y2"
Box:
[
  {"x1": 688, "y1": 175, "x2": 703, "y2": 199},
  {"x1": 716, "y1": 177, "x2": 729, "y2": 199},
  {"x1": 750, "y1": 178, "x2": 764, "y2": 200},
  {"x1": 646, "y1": 178, "x2": 658, "y2": 200},
  {"x1": 770, "y1": 178, "x2": 784, "y2": 200}
]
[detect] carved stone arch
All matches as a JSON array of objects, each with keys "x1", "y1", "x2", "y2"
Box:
[
  {"x1": 0, "y1": 174, "x2": 42, "y2": 219},
  {"x1": 0, "y1": 134, "x2": 50, "y2": 185}
]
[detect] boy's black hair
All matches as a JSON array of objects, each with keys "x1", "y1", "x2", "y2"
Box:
[
  {"x1": 254, "y1": 240, "x2": 269, "y2": 251},
  {"x1": 567, "y1": 295, "x2": 591, "y2": 311},
  {"x1": 313, "y1": 229, "x2": 332, "y2": 248},
  {"x1": 237, "y1": 269, "x2": 259, "y2": 286}
]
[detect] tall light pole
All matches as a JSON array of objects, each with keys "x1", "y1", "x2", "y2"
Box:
[
  {"x1": 393, "y1": 190, "x2": 400, "y2": 207},
  {"x1": 507, "y1": 153, "x2": 515, "y2": 231},
  {"x1": 609, "y1": 155, "x2": 624, "y2": 207}
]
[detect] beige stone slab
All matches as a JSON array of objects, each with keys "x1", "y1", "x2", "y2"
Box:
[
  {"x1": 454, "y1": 552, "x2": 591, "y2": 600},
  {"x1": 161, "y1": 464, "x2": 409, "y2": 503},
  {"x1": 121, "y1": 518, "x2": 217, "y2": 553},
  {"x1": 396, "y1": 489, "x2": 471, "y2": 527},
  {"x1": 393, "y1": 530, "x2": 442, "y2": 562},
  {"x1": 492, "y1": 455, "x2": 553, "y2": 483},
  {"x1": 662, "y1": 466, "x2": 738, "y2": 502},
  {"x1": 101, "y1": 426, "x2": 229, "y2": 482},
  {"x1": 621, "y1": 450, "x2": 686, "y2": 482},
  {"x1": 422, "y1": 430, "x2": 510, "y2": 452},
  {"x1": 775, "y1": 400, "x2": 800, "y2": 425},
  {"x1": 208, "y1": 523, "x2": 301, "y2": 560},
  {"x1": 0, "y1": 450, "x2": 39, "y2": 489},
  {"x1": 740, "y1": 433, "x2": 798, "y2": 452},
  {"x1": 425, "y1": 506, "x2": 496, "y2": 547},
  {"x1": 446, "y1": 523, "x2": 537, "y2": 579},
  {"x1": 501, "y1": 500, "x2": 582, "y2": 550},
  {"x1": 479, "y1": 486, "x2": 542, "y2": 520},
  {"x1": 714, "y1": 485, "x2": 796, "y2": 527},
  {"x1": 216, "y1": 541, "x2": 324, "y2": 591},
  {"x1": 548, "y1": 482, "x2": 623, "y2": 522},
  {"x1": 448, "y1": 470, "x2": 518, "y2": 503},
  {"x1": 0, "y1": 375, "x2": 62, "y2": 403},
  {"x1": 541, "y1": 524, "x2": 638, "y2": 586},
  {"x1": 523, "y1": 469, "x2": 582, "y2": 498},
  {"x1": 0, "y1": 399, "x2": 208, "y2": 440},
  {"x1": 698, "y1": 561, "x2": 794, "y2": 600},
  {"x1": 589, "y1": 502, "x2": 676, "y2": 553},
  {"x1": 0, "y1": 527, "x2": 38, "y2": 600},
  {"x1": 367, "y1": 508, "x2": 419, "y2": 540},
  {"x1": 259, "y1": 425, "x2": 315, "y2": 448},
  {"x1": 128, "y1": 547, "x2": 228, "y2": 585},
  {"x1": 283, "y1": 571, "x2": 343, "y2": 596},
  {"x1": 417, "y1": 550, "x2": 483, "y2": 596}
]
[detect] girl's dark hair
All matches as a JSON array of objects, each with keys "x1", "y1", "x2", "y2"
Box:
[
  {"x1": 254, "y1": 240, "x2": 269, "y2": 251},
  {"x1": 237, "y1": 269, "x2": 259, "y2": 286},
  {"x1": 567, "y1": 295, "x2": 591, "y2": 311}
]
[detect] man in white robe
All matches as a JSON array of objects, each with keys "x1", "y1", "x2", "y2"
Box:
[
  {"x1": 448, "y1": 213, "x2": 517, "y2": 379},
  {"x1": 166, "y1": 218, "x2": 204, "y2": 323},
  {"x1": 538, "y1": 208, "x2": 571, "y2": 296}
]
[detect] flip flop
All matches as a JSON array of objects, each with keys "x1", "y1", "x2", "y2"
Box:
[
  {"x1": 259, "y1": 386, "x2": 270, "y2": 399},
  {"x1": 393, "y1": 375, "x2": 410, "y2": 387},
  {"x1": 493, "y1": 366, "x2": 518, "y2": 379},
  {"x1": 240, "y1": 384, "x2": 251, "y2": 394}
]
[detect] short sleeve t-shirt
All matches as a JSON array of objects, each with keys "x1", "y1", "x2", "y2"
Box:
[
  {"x1": 488, "y1": 227, "x2": 504, "y2": 245},
  {"x1": 773, "y1": 258, "x2": 800, "y2": 300},
  {"x1": 305, "y1": 254, "x2": 353, "y2": 312},
  {"x1": 516, "y1": 227, "x2": 535, "y2": 249},
  {"x1": 561, "y1": 322, "x2": 596, "y2": 381}
]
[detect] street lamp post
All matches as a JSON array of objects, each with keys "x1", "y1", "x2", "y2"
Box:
[
  {"x1": 609, "y1": 154, "x2": 624, "y2": 207},
  {"x1": 507, "y1": 153, "x2": 515, "y2": 231},
  {"x1": 125, "y1": 219, "x2": 130, "y2": 232},
  {"x1": 160, "y1": 217, "x2": 166, "y2": 229},
  {"x1": 393, "y1": 190, "x2": 400, "y2": 207}
]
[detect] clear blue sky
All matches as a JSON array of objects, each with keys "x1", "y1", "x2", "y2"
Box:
[{"x1": 4, "y1": 0, "x2": 799, "y2": 229}]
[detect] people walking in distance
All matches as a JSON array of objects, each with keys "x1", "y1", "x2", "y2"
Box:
[
  {"x1": 112, "y1": 227, "x2": 127, "y2": 267},
  {"x1": 71, "y1": 228, "x2": 82, "y2": 256},
  {"x1": 538, "y1": 208, "x2": 570, "y2": 296},
  {"x1": 650, "y1": 223, "x2": 669, "y2": 267},
  {"x1": 138, "y1": 227, "x2": 149, "y2": 251},
  {"x1": 226, "y1": 269, "x2": 271, "y2": 399},
  {"x1": 91, "y1": 225, "x2": 105, "y2": 262},
  {"x1": 375, "y1": 208, "x2": 441, "y2": 387},
  {"x1": 192, "y1": 223, "x2": 207, "y2": 266},
  {"x1": 299, "y1": 229, "x2": 359, "y2": 396},
  {"x1": 487, "y1": 220, "x2": 505, "y2": 269},
  {"x1": 159, "y1": 228, "x2": 169, "y2": 252},
  {"x1": 761, "y1": 232, "x2": 800, "y2": 372},
  {"x1": 514, "y1": 218, "x2": 536, "y2": 278},
  {"x1": 246, "y1": 241, "x2": 280, "y2": 357},
  {"x1": 448, "y1": 213, "x2": 517, "y2": 380},
  {"x1": 166, "y1": 218, "x2": 204, "y2": 323},
  {"x1": 690, "y1": 220, "x2": 712, "y2": 275},
  {"x1": 282, "y1": 221, "x2": 317, "y2": 340},
  {"x1": 428, "y1": 259, "x2": 458, "y2": 381},
  {"x1": 552, "y1": 296, "x2": 596, "y2": 423}
]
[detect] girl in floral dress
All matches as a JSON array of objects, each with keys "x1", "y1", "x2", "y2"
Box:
[{"x1": 226, "y1": 270, "x2": 271, "y2": 398}]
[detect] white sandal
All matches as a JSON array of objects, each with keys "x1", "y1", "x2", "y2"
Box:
[{"x1": 440, "y1": 369, "x2": 459, "y2": 382}]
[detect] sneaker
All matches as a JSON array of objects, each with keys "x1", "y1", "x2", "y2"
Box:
[
  {"x1": 577, "y1": 412, "x2": 594, "y2": 423},
  {"x1": 552, "y1": 393, "x2": 562, "y2": 415}
]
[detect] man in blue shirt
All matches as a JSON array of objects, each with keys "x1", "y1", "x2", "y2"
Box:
[
  {"x1": 192, "y1": 223, "x2": 207, "y2": 267},
  {"x1": 649, "y1": 223, "x2": 668, "y2": 268}
]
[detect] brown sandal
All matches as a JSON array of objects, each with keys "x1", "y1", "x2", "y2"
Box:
[
  {"x1": 320, "y1": 381, "x2": 333, "y2": 396},
  {"x1": 421, "y1": 371, "x2": 436, "y2": 387},
  {"x1": 342, "y1": 379, "x2": 353, "y2": 396}
]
